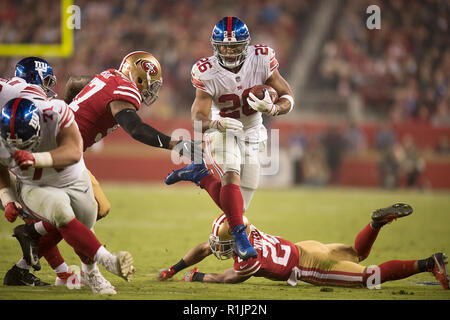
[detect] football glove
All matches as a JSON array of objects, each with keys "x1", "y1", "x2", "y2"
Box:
[
  {"x1": 173, "y1": 140, "x2": 204, "y2": 162},
  {"x1": 4, "y1": 202, "x2": 22, "y2": 223},
  {"x1": 13, "y1": 150, "x2": 35, "y2": 170},
  {"x1": 209, "y1": 118, "x2": 243, "y2": 133},
  {"x1": 247, "y1": 90, "x2": 279, "y2": 116},
  {"x1": 157, "y1": 268, "x2": 176, "y2": 281},
  {"x1": 180, "y1": 267, "x2": 199, "y2": 282}
]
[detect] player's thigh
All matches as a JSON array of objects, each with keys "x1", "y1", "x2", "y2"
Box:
[
  {"x1": 325, "y1": 243, "x2": 359, "y2": 262},
  {"x1": 239, "y1": 140, "x2": 261, "y2": 190},
  {"x1": 205, "y1": 131, "x2": 241, "y2": 177},
  {"x1": 87, "y1": 169, "x2": 111, "y2": 219},
  {"x1": 66, "y1": 169, "x2": 98, "y2": 229},
  {"x1": 19, "y1": 183, "x2": 74, "y2": 228}
]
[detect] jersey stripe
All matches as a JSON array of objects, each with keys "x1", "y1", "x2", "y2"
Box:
[
  {"x1": 191, "y1": 76, "x2": 206, "y2": 91},
  {"x1": 235, "y1": 261, "x2": 261, "y2": 276},
  {"x1": 10, "y1": 98, "x2": 21, "y2": 139},
  {"x1": 270, "y1": 57, "x2": 279, "y2": 71},
  {"x1": 113, "y1": 90, "x2": 141, "y2": 106},
  {"x1": 117, "y1": 85, "x2": 141, "y2": 98}
]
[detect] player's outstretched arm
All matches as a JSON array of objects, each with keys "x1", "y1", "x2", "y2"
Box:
[
  {"x1": 63, "y1": 75, "x2": 92, "y2": 104},
  {"x1": 158, "y1": 242, "x2": 212, "y2": 281},
  {"x1": 111, "y1": 100, "x2": 202, "y2": 159},
  {"x1": 186, "y1": 267, "x2": 251, "y2": 284},
  {"x1": 264, "y1": 69, "x2": 295, "y2": 115}
]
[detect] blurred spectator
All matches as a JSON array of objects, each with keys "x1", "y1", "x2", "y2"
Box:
[
  {"x1": 288, "y1": 130, "x2": 308, "y2": 185},
  {"x1": 397, "y1": 134, "x2": 426, "y2": 187},
  {"x1": 378, "y1": 146, "x2": 401, "y2": 189},
  {"x1": 435, "y1": 136, "x2": 450, "y2": 154},
  {"x1": 301, "y1": 135, "x2": 329, "y2": 187},
  {"x1": 375, "y1": 121, "x2": 397, "y2": 151},
  {"x1": 342, "y1": 120, "x2": 367, "y2": 155},
  {"x1": 320, "y1": 125, "x2": 346, "y2": 185}
]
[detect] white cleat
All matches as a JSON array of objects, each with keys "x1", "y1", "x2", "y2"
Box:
[
  {"x1": 99, "y1": 251, "x2": 135, "y2": 282},
  {"x1": 81, "y1": 269, "x2": 117, "y2": 295}
]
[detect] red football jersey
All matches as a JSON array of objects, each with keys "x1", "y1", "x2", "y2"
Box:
[
  {"x1": 68, "y1": 69, "x2": 142, "y2": 150},
  {"x1": 233, "y1": 225, "x2": 299, "y2": 281}
]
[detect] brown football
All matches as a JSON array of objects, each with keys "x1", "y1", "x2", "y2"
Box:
[{"x1": 249, "y1": 85, "x2": 278, "y2": 103}]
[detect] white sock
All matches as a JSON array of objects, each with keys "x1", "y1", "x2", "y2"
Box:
[
  {"x1": 94, "y1": 246, "x2": 114, "y2": 262},
  {"x1": 34, "y1": 221, "x2": 48, "y2": 236},
  {"x1": 81, "y1": 262, "x2": 98, "y2": 274},
  {"x1": 54, "y1": 262, "x2": 69, "y2": 275},
  {"x1": 16, "y1": 258, "x2": 31, "y2": 270}
]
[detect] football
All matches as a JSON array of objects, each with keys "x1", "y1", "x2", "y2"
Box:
[{"x1": 249, "y1": 85, "x2": 278, "y2": 103}]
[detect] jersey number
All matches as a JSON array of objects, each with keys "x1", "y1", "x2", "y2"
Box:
[
  {"x1": 69, "y1": 77, "x2": 106, "y2": 112},
  {"x1": 219, "y1": 88, "x2": 257, "y2": 119},
  {"x1": 261, "y1": 235, "x2": 291, "y2": 266}
]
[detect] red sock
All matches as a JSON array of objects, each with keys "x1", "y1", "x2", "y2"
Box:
[
  {"x1": 377, "y1": 260, "x2": 418, "y2": 283},
  {"x1": 220, "y1": 184, "x2": 244, "y2": 230},
  {"x1": 42, "y1": 220, "x2": 57, "y2": 233},
  {"x1": 354, "y1": 223, "x2": 380, "y2": 261},
  {"x1": 199, "y1": 175, "x2": 222, "y2": 209},
  {"x1": 58, "y1": 219, "x2": 102, "y2": 260},
  {"x1": 38, "y1": 229, "x2": 64, "y2": 269}
]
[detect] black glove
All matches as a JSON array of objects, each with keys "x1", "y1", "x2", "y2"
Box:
[{"x1": 173, "y1": 140, "x2": 204, "y2": 163}]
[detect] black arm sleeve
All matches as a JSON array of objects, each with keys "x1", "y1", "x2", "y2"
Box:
[{"x1": 114, "y1": 108, "x2": 172, "y2": 149}]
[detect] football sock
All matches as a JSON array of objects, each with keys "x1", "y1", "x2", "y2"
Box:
[
  {"x1": 94, "y1": 245, "x2": 116, "y2": 265},
  {"x1": 171, "y1": 259, "x2": 187, "y2": 273},
  {"x1": 353, "y1": 223, "x2": 380, "y2": 261},
  {"x1": 417, "y1": 256, "x2": 435, "y2": 272},
  {"x1": 376, "y1": 260, "x2": 418, "y2": 283},
  {"x1": 220, "y1": 184, "x2": 244, "y2": 230},
  {"x1": 81, "y1": 262, "x2": 98, "y2": 274},
  {"x1": 16, "y1": 258, "x2": 31, "y2": 270},
  {"x1": 34, "y1": 221, "x2": 49, "y2": 236},
  {"x1": 58, "y1": 218, "x2": 102, "y2": 260},
  {"x1": 38, "y1": 228, "x2": 64, "y2": 269},
  {"x1": 53, "y1": 262, "x2": 69, "y2": 274},
  {"x1": 199, "y1": 174, "x2": 222, "y2": 209}
]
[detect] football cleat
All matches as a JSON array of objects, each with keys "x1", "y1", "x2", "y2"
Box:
[
  {"x1": 3, "y1": 265, "x2": 50, "y2": 286},
  {"x1": 98, "y1": 251, "x2": 135, "y2": 282},
  {"x1": 12, "y1": 224, "x2": 41, "y2": 271},
  {"x1": 157, "y1": 268, "x2": 176, "y2": 281},
  {"x1": 181, "y1": 268, "x2": 199, "y2": 282},
  {"x1": 371, "y1": 203, "x2": 413, "y2": 226},
  {"x1": 165, "y1": 160, "x2": 211, "y2": 186},
  {"x1": 81, "y1": 269, "x2": 117, "y2": 295},
  {"x1": 428, "y1": 253, "x2": 449, "y2": 290},
  {"x1": 232, "y1": 224, "x2": 258, "y2": 261}
]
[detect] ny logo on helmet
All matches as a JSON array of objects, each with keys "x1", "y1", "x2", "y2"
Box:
[
  {"x1": 34, "y1": 61, "x2": 48, "y2": 73},
  {"x1": 29, "y1": 112, "x2": 40, "y2": 130},
  {"x1": 142, "y1": 61, "x2": 157, "y2": 76}
]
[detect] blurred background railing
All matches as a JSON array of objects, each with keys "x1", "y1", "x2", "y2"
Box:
[{"x1": 1, "y1": 0, "x2": 449, "y2": 189}]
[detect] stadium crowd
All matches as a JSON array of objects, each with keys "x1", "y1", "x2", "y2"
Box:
[{"x1": 318, "y1": 0, "x2": 449, "y2": 127}]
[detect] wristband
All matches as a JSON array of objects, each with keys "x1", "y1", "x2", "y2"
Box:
[
  {"x1": 280, "y1": 94, "x2": 294, "y2": 113},
  {"x1": 32, "y1": 152, "x2": 54, "y2": 168},
  {"x1": 0, "y1": 187, "x2": 15, "y2": 207},
  {"x1": 192, "y1": 272, "x2": 205, "y2": 282}
]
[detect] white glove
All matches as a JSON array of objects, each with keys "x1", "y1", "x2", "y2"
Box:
[
  {"x1": 247, "y1": 90, "x2": 279, "y2": 116},
  {"x1": 209, "y1": 117, "x2": 243, "y2": 133}
]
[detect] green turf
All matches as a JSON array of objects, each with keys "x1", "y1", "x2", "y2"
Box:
[{"x1": 0, "y1": 184, "x2": 449, "y2": 300}]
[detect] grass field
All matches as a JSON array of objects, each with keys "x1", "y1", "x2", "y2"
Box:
[{"x1": 0, "y1": 184, "x2": 449, "y2": 302}]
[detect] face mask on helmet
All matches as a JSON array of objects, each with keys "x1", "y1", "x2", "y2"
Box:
[
  {"x1": 209, "y1": 233, "x2": 235, "y2": 260},
  {"x1": 211, "y1": 17, "x2": 250, "y2": 69},
  {"x1": 140, "y1": 70, "x2": 163, "y2": 106},
  {"x1": 0, "y1": 98, "x2": 42, "y2": 152},
  {"x1": 15, "y1": 57, "x2": 57, "y2": 97}
]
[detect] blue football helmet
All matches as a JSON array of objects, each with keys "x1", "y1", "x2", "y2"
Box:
[
  {"x1": 0, "y1": 98, "x2": 41, "y2": 151},
  {"x1": 15, "y1": 57, "x2": 57, "y2": 96},
  {"x1": 211, "y1": 17, "x2": 251, "y2": 69}
]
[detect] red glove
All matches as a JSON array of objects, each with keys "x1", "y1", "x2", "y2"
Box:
[
  {"x1": 157, "y1": 268, "x2": 176, "y2": 281},
  {"x1": 13, "y1": 150, "x2": 35, "y2": 170},
  {"x1": 180, "y1": 267, "x2": 199, "y2": 282},
  {"x1": 5, "y1": 202, "x2": 21, "y2": 222}
]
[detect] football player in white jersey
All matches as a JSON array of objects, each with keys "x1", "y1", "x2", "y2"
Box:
[
  {"x1": 0, "y1": 96, "x2": 135, "y2": 294},
  {"x1": 165, "y1": 17, "x2": 295, "y2": 261}
]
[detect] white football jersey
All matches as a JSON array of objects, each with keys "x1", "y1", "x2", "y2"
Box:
[
  {"x1": 0, "y1": 77, "x2": 48, "y2": 107},
  {"x1": 191, "y1": 45, "x2": 279, "y2": 143},
  {"x1": 0, "y1": 79, "x2": 84, "y2": 188}
]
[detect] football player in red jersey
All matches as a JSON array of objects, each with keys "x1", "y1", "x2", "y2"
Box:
[{"x1": 157, "y1": 204, "x2": 449, "y2": 290}]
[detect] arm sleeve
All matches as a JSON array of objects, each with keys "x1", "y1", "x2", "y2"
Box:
[{"x1": 114, "y1": 108, "x2": 172, "y2": 149}]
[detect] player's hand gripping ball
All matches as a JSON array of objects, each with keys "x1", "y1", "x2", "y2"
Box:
[{"x1": 247, "y1": 85, "x2": 279, "y2": 115}]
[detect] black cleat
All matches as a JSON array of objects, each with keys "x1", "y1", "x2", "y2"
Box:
[
  {"x1": 371, "y1": 203, "x2": 413, "y2": 226},
  {"x1": 3, "y1": 265, "x2": 50, "y2": 286},
  {"x1": 13, "y1": 224, "x2": 41, "y2": 271}
]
